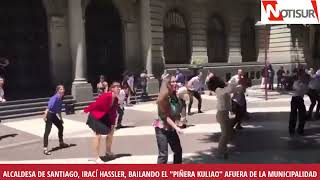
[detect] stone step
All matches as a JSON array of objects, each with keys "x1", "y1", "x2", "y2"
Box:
[
  {"x1": 0, "y1": 91, "x2": 158, "y2": 121},
  {"x1": 0, "y1": 112, "x2": 44, "y2": 121},
  {"x1": 0, "y1": 99, "x2": 75, "y2": 111},
  {"x1": 0, "y1": 95, "x2": 73, "y2": 106},
  {"x1": 0, "y1": 106, "x2": 47, "y2": 116}
]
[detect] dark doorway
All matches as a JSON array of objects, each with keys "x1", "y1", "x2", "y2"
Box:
[
  {"x1": 0, "y1": 0, "x2": 50, "y2": 100},
  {"x1": 207, "y1": 15, "x2": 227, "y2": 63},
  {"x1": 85, "y1": 0, "x2": 124, "y2": 90},
  {"x1": 163, "y1": 9, "x2": 190, "y2": 64},
  {"x1": 241, "y1": 18, "x2": 257, "y2": 62}
]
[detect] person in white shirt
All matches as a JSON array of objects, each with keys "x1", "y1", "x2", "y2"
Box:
[
  {"x1": 207, "y1": 75, "x2": 238, "y2": 159},
  {"x1": 229, "y1": 69, "x2": 242, "y2": 85},
  {"x1": 307, "y1": 68, "x2": 315, "y2": 78},
  {"x1": 127, "y1": 74, "x2": 134, "y2": 93},
  {"x1": 116, "y1": 87, "x2": 126, "y2": 129},
  {"x1": 289, "y1": 75, "x2": 307, "y2": 136},
  {"x1": 0, "y1": 77, "x2": 6, "y2": 103},
  {"x1": 140, "y1": 70, "x2": 149, "y2": 97},
  {"x1": 176, "y1": 86, "x2": 189, "y2": 129},
  {"x1": 127, "y1": 74, "x2": 136, "y2": 105},
  {"x1": 229, "y1": 69, "x2": 247, "y2": 130},
  {"x1": 187, "y1": 72, "x2": 203, "y2": 115},
  {"x1": 97, "y1": 75, "x2": 108, "y2": 96}
]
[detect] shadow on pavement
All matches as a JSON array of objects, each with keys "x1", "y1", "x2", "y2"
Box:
[
  {"x1": 49, "y1": 144, "x2": 77, "y2": 153},
  {"x1": 183, "y1": 111, "x2": 320, "y2": 163},
  {"x1": 186, "y1": 124, "x2": 195, "y2": 128},
  {"x1": 100, "y1": 154, "x2": 132, "y2": 162},
  {"x1": 117, "y1": 126, "x2": 136, "y2": 130},
  {"x1": 0, "y1": 134, "x2": 18, "y2": 140}
]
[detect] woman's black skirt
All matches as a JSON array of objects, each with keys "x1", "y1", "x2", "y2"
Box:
[{"x1": 86, "y1": 114, "x2": 111, "y2": 135}]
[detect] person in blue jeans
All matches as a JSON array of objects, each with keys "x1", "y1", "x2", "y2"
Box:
[
  {"x1": 43, "y1": 85, "x2": 69, "y2": 155},
  {"x1": 153, "y1": 75, "x2": 183, "y2": 164},
  {"x1": 289, "y1": 75, "x2": 307, "y2": 136}
]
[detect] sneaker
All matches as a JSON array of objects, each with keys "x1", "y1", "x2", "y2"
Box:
[
  {"x1": 235, "y1": 125, "x2": 244, "y2": 130},
  {"x1": 43, "y1": 149, "x2": 51, "y2": 155},
  {"x1": 198, "y1": 110, "x2": 204, "y2": 114}
]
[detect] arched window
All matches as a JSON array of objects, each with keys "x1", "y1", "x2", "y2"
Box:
[
  {"x1": 241, "y1": 18, "x2": 257, "y2": 62},
  {"x1": 163, "y1": 10, "x2": 190, "y2": 64},
  {"x1": 0, "y1": 0, "x2": 50, "y2": 99},
  {"x1": 85, "y1": 0, "x2": 124, "y2": 86},
  {"x1": 207, "y1": 16, "x2": 227, "y2": 63}
]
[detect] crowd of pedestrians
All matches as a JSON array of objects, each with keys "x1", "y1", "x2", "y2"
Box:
[{"x1": 3, "y1": 62, "x2": 320, "y2": 164}]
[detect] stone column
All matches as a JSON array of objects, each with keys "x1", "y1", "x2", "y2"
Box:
[
  {"x1": 139, "y1": 0, "x2": 159, "y2": 94},
  {"x1": 68, "y1": 0, "x2": 93, "y2": 102},
  {"x1": 48, "y1": 16, "x2": 72, "y2": 86},
  {"x1": 140, "y1": 0, "x2": 152, "y2": 75},
  {"x1": 228, "y1": 16, "x2": 243, "y2": 63}
]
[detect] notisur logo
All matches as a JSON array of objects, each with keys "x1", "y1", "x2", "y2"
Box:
[{"x1": 261, "y1": 0, "x2": 320, "y2": 24}]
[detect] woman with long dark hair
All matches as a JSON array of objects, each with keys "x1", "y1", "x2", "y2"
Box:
[
  {"x1": 84, "y1": 82, "x2": 121, "y2": 163},
  {"x1": 43, "y1": 85, "x2": 68, "y2": 155},
  {"x1": 153, "y1": 75, "x2": 183, "y2": 164}
]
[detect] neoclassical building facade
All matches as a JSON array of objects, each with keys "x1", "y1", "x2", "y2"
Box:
[{"x1": 0, "y1": 0, "x2": 318, "y2": 100}]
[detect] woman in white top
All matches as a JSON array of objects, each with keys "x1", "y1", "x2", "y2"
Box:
[
  {"x1": 0, "y1": 77, "x2": 5, "y2": 102},
  {"x1": 176, "y1": 86, "x2": 189, "y2": 128},
  {"x1": 97, "y1": 75, "x2": 108, "y2": 95},
  {"x1": 289, "y1": 75, "x2": 307, "y2": 136},
  {"x1": 127, "y1": 74, "x2": 136, "y2": 105},
  {"x1": 207, "y1": 75, "x2": 237, "y2": 159},
  {"x1": 116, "y1": 87, "x2": 126, "y2": 129}
]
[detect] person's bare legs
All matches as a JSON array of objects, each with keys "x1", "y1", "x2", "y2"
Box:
[
  {"x1": 94, "y1": 134, "x2": 102, "y2": 163},
  {"x1": 106, "y1": 126, "x2": 115, "y2": 156},
  {"x1": 127, "y1": 91, "x2": 131, "y2": 105}
]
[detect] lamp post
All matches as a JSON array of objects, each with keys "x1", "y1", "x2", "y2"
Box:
[
  {"x1": 264, "y1": 24, "x2": 268, "y2": 101},
  {"x1": 256, "y1": 21, "x2": 268, "y2": 101}
]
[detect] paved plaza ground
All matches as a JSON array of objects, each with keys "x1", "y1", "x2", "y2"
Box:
[{"x1": 0, "y1": 88, "x2": 320, "y2": 164}]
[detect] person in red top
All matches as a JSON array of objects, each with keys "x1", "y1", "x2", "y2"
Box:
[{"x1": 84, "y1": 82, "x2": 120, "y2": 163}]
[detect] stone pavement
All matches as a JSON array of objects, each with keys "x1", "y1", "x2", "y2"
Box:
[{"x1": 0, "y1": 88, "x2": 320, "y2": 164}]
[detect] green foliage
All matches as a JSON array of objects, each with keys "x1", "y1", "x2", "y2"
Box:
[{"x1": 191, "y1": 57, "x2": 205, "y2": 65}]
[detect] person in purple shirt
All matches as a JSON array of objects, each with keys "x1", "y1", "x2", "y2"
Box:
[
  {"x1": 43, "y1": 85, "x2": 69, "y2": 155},
  {"x1": 176, "y1": 69, "x2": 186, "y2": 86}
]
